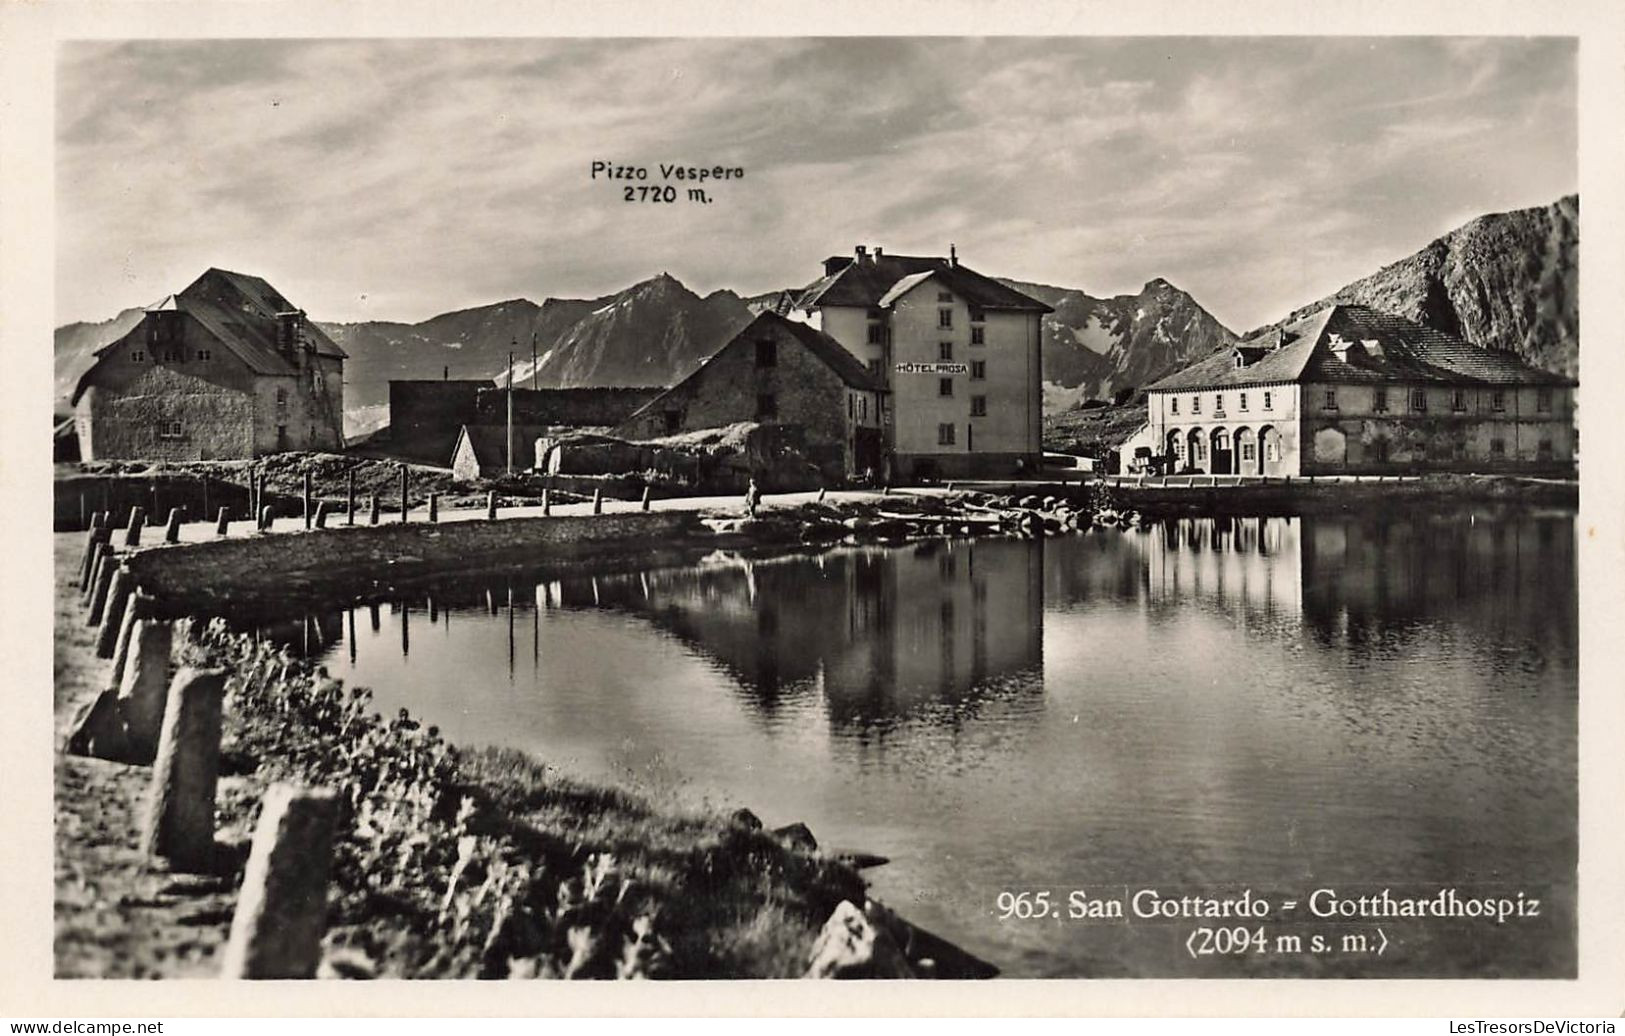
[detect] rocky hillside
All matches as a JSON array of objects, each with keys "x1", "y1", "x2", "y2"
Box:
[
  {"x1": 53, "y1": 307, "x2": 146, "y2": 415},
  {"x1": 1254, "y1": 195, "x2": 1578, "y2": 376},
  {"x1": 496, "y1": 274, "x2": 754, "y2": 390},
  {"x1": 1001, "y1": 276, "x2": 1239, "y2": 407}
]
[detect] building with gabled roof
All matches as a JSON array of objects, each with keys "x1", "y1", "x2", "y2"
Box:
[
  {"x1": 617, "y1": 311, "x2": 887, "y2": 477},
  {"x1": 786, "y1": 245, "x2": 1052, "y2": 480},
  {"x1": 71, "y1": 268, "x2": 346, "y2": 460},
  {"x1": 1141, "y1": 304, "x2": 1576, "y2": 476}
]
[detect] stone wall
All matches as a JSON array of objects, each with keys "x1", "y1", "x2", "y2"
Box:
[
  {"x1": 474, "y1": 387, "x2": 663, "y2": 427},
  {"x1": 123, "y1": 511, "x2": 704, "y2": 613}
]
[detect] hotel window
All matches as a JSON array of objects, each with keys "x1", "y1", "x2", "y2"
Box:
[
  {"x1": 1538, "y1": 439, "x2": 1554, "y2": 459},
  {"x1": 1537, "y1": 387, "x2": 1553, "y2": 413},
  {"x1": 971, "y1": 395, "x2": 987, "y2": 417},
  {"x1": 939, "y1": 377, "x2": 954, "y2": 397},
  {"x1": 1263, "y1": 391, "x2": 1272, "y2": 410},
  {"x1": 848, "y1": 394, "x2": 855, "y2": 419},
  {"x1": 939, "y1": 341, "x2": 953, "y2": 361},
  {"x1": 1241, "y1": 441, "x2": 1255, "y2": 461},
  {"x1": 756, "y1": 339, "x2": 777, "y2": 367},
  {"x1": 1410, "y1": 388, "x2": 1427, "y2": 412},
  {"x1": 1452, "y1": 389, "x2": 1467, "y2": 412},
  {"x1": 1171, "y1": 397, "x2": 1179, "y2": 415},
  {"x1": 131, "y1": 350, "x2": 144, "y2": 362},
  {"x1": 1213, "y1": 393, "x2": 1224, "y2": 412},
  {"x1": 1239, "y1": 392, "x2": 1249, "y2": 411},
  {"x1": 971, "y1": 326, "x2": 985, "y2": 345},
  {"x1": 867, "y1": 358, "x2": 882, "y2": 377},
  {"x1": 1192, "y1": 396, "x2": 1202, "y2": 414},
  {"x1": 1490, "y1": 438, "x2": 1506, "y2": 457},
  {"x1": 968, "y1": 306, "x2": 985, "y2": 323},
  {"x1": 860, "y1": 396, "x2": 867, "y2": 420},
  {"x1": 756, "y1": 393, "x2": 777, "y2": 419},
  {"x1": 1492, "y1": 390, "x2": 1506, "y2": 412},
  {"x1": 938, "y1": 308, "x2": 953, "y2": 329},
  {"x1": 971, "y1": 360, "x2": 986, "y2": 380},
  {"x1": 158, "y1": 420, "x2": 183, "y2": 439},
  {"x1": 866, "y1": 323, "x2": 886, "y2": 345},
  {"x1": 1373, "y1": 387, "x2": 1388, "y2": 413},
  {"x1": 937, "y1": 422, "x2": 956, "y2": 446},
  {"x1": 938, "y1": 292, "x2": 954, "y2": 303},
  {"x1": 195, "y1": 349, "x2": 211, "y2": 361},
  {"x1": 1324, "y1": 390, "x2": 1338, "y2": 409}
]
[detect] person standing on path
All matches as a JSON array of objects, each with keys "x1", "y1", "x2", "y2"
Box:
[{"x1": 744, "y1": 476, "x2": 761, "y2": 518}]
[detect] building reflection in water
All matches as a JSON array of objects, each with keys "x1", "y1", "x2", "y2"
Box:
[{"x1": 540, "y1": 538, "x2": 1046, "y2": 728}]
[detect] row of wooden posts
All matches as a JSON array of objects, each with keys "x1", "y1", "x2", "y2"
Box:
[
  {"x1": 70, "y1": 512, "x2": 338, "y2": 979},
  {"x1": 107, "y1": 466, "x2": 650, "y2": 544}
]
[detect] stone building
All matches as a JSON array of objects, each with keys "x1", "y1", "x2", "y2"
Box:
[
  {"x1": 781, "y1": 245, "x2": 1052, "y2": 480},
  {"x1": 617, "y1": 311, "x2": 887, "y2": 477},
  {"x1": 71, "y1": 269, "x2": 346, "y2": 460},
  {"x1": 1140, "y1": 304, "x2": 1576, "y2": 476}
]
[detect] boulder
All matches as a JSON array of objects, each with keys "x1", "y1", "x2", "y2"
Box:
[
  {"x1": 770, "y1": 822, "x2": 818, "y2": 853},
  {"x1": 805, "y1": 900, "x2": 914, "y2": 979},
  {"x1": 728, "y1": 807, "x2": 763, "y2": 831}
]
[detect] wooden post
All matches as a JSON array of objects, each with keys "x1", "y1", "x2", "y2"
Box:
[
  {"x1": 220, "y1": 784, "x2": 339, "y2": 979},
  {"x1": 641, "y1": 485, "x2": 652, "y2": 512},
  {"x1": 303, "y1": 472, "x2": 313, "y2": 529},
  {"x1": 592, "y1": 488, "x2": 603, "y2": 515},
  {"x1": 86, "y1": 552, "x2": 117, "y2": 626},
  {"x1": 164, "y1": 508, "x2": 183, "y2": 544},
  {"x1": 95, "y1": 568, "x2": 132, "y2": 656},
  {"x1": 201, "y1": 475, "x2": 210, "y2": 525},
  {"x1": 541, "y1": 488, "x2": 551, "y2": 516},
  {"x1": 428, "y1": 493, "x2": 439, "y2": 523},
  {"x1": 346, "y1": 469, "x2": 356, "y2": 526},
  {"x1": 486, "y1": 491, "x2": 497, "y2": 520},
  {"x1": 259, "y1": 505, "x2": 274, "y2": 532},
  {"x1": 216, "y1": 507, "x2": 230, "y2": 536},
  {"x1": 399, "y1": 464, "x2": 409, "y2": 523},
  {"x1": 142, "y1": 667, "x2": 227, "y2": 871},
  {"x1": 79, "y1": 493, "x2": 87, "y2": 530},
  {"x1": 369, "y1": 492, "x2": 380, "y2": 525},
  {"x1": 124, "y1": 506, "x2": 146, "y2": 547},
  {"x1": 119, "y1": 618, "x2": 174, "y2": 763},
  {"x1": 314, "y1": 502, "x2": 329, "y2": 529}
]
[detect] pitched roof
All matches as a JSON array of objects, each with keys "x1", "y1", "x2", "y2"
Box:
[
  {"x1": 74, "y1": 268, "x2": 348, "y2": 404},
  {"x1": 795, "y1": 252, "x2": 1052, "y2": 313},
  {"x1": 621, "y1": 311, "x2": 887, "y2": 428},
  {"x1": 453, "y1": 424, "x2": 549, "y2": 472},
  {"x1": 96, "y1": 268, "x2": 347, "y2": 373},
  {"x1": 1145, "y1": 304, "x2": 1574, "y2": 392},
  {"x1": 766, "y1": 312, "x2": 889, "y2": 392}
]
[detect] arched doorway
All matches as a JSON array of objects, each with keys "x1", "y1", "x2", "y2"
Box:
[
  {"x1": 1166, "y1": 429, "x2": 1185, "y2": 473},
  {"x1": 1259, "y1": 425, "x2": 1284, "y2": 476},
  {"x1": 1186, "y1": 429, "x2": 1206, "y2": 473},
  {"x1": 1235, "y1": 426, "x2": 1257, "y2": 476},
  {"x1": 1210, "y1": 427, "x2": 1233, "y2": 475}
]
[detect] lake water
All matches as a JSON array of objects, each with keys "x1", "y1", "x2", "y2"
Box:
[{"x1": 251, "y1": 509, "x2": 1577, "y2": 978}]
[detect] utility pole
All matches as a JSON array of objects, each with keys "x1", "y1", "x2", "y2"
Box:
[
  {"x1": 506, "y1": 348, "x2": 515, "y2": 476},
  {"x1": 531, "y1": 331, "x2": 538, "y2": 391}
]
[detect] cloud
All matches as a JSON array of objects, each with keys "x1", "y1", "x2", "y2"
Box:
[{"x1": 57, "y1": 36, "x2": 1575, "y2": 332}]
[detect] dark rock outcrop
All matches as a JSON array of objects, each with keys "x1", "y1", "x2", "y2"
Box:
[{"x1": 1254, "y1": 195, "x2": 1578, "y2": 377}]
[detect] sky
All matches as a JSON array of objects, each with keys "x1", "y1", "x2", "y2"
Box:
[{"x1": 56, "y1": 36, "x2": 1576, "y2": 332}]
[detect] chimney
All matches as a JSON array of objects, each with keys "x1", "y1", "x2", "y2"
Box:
[
  {"x1": 855, "y1": 245, "x2": 868, "y2": 263},
  {"x1": 443, "y1": 365, "x2": 449, "y2": 381},
  {"x1": 873, "y1": 246, "x2": 884, "y2": 262},
  {"x1": 949, "y1": 244, "x2": 958, "y2": 268}
]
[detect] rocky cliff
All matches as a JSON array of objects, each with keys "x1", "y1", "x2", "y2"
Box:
[{"x1": 1255, "y1": 195, "x2": 1577, "y2": 376}]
